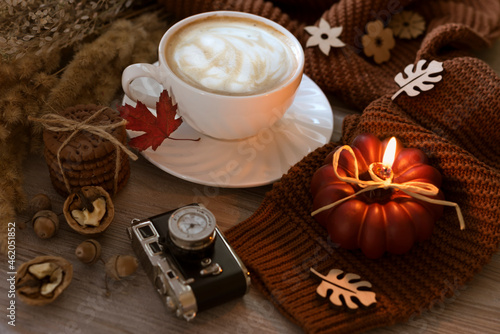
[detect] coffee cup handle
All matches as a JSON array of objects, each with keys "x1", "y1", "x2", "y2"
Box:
[{"x1": 122, "y1": 63, "x2": 165, "y2": 109}]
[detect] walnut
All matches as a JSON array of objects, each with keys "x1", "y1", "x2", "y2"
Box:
[
  {"x1": 71, "y1": 197, "x2": 106, "y2": 227},
  {"x1": 63, "y1": 186, "x2": 114, "y2": 236},
  {"x1": 16, "y1": 256, "x2": 73, "y2": 306}
]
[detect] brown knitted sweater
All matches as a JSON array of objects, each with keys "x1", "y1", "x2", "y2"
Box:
[
  {"x1": 158, "y1": 0, "x2": 500, "y2": 110},
  {"x1": 225, "y1": 54, "x2": 500, "y2": 333},
  {"x1": 156, "y1": 1, "x2": 500, "y2": 332}
]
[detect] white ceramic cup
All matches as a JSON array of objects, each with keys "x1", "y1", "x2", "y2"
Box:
[{"x1": 122, "y1": 11, "x2": 304, "y2": 140}]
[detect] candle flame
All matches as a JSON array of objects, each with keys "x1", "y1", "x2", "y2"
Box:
[{"x1": 382, "y1": 137, "x2": 397, "y2": 167}]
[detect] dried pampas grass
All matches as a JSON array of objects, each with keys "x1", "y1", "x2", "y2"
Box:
[
  {"x1": 0, "y1": 0, "x2": 157, "y2": 61},
  {"x1": 45, "y1": 13, "x2": 165, "y2": 113},
  {"x1": 0, "y1": 10, "x2": 166, "y2": 253}
]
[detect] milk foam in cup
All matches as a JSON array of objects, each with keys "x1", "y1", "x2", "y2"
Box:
[
  {"x1": 165, "y1": 16, "x2": 297, "y2": 96},
  {"x1": 122, "y1": 11, "x2": 304, "y2": 140}
]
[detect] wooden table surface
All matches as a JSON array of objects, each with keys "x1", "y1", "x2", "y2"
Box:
[{"x1": 2, "y1": 45, "x2": 499, "y2": 334}]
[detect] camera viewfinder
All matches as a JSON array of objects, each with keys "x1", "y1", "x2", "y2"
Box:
[
  {"x1": 139, "y1": 225, "x2": 155, "y2": 238},
  {"x1": 149, "y1": 241, "x2": 162, "y2": 254}
]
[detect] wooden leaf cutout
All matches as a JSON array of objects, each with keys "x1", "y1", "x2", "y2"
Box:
[
  {"x1": 391, "y1": 59, "x2": 443, "y2": 100},
  {"x1": 310, "y1": 268, "x2": 376, "y2": 310}
]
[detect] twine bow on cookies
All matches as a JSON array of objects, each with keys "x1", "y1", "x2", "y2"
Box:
[
  {"x1": 311, "y1": 145, "x2": 465, "y2": 230},
  {"x1": 29, "y1": 108, "x2": 138, "y2": 195}
]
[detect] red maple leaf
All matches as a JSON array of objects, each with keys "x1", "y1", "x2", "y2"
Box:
[{"x1": 118, "y1": 90, "x2": 184, "y2": 151}]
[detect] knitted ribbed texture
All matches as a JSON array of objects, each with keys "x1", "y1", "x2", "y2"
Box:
[
  {"x1": 157, "y1": 0, "x2": 500, "y2": 110},
  {"x1": 154, "y1": 1, "x2": 500, "y2": 332},
  {"x1": 225, "y1": 55, "x2": 500, "y2": 333}
]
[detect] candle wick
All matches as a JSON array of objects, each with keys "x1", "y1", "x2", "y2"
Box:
[{"x1": 372, "y1": 162, "x2": 393, "y2": 181}]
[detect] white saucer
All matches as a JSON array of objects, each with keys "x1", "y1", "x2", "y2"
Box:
[{"x1": 122, "y1": 72, "x2": 333, "y2": 188}]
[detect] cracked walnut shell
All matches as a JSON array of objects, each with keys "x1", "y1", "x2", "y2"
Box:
[
  {"x1": 16, "y1": 256, "x2": 73, "y2": 306},
  {"x1": 63, "y1": 186, "x2": 114, "y2": 236}
]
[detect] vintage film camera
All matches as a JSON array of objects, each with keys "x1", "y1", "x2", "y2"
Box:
[{"x1": 128, "y1": 204, "x2": 251, "y2": 321}]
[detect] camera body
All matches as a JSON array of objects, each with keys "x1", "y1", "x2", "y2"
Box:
[{"x1": 128, "y1": 204, "x2": 251, "y2": 321}]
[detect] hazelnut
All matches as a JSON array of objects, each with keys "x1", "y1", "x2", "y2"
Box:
[
  {"x1": 105, "y1": 255, "x2": 138, "y2": 281},
  {"x1": 32, "y1": 210, "x2": 59, "y2": 239},
  {"x1": 75, "y1": 239, "x2": 102, "y2": 265},
  {"x1": 29, "y1": 194, "x2": 52, "y2": 214},
  {"x1": 16, "y1": 256, "x2": 73, "y2": 306}
]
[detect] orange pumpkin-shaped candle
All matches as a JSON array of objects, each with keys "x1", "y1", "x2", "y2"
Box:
[{"x1": 310, "y1": 133, "x2": 444, "y2": 259}]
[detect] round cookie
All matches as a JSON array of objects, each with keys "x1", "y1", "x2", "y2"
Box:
[
  {"x1": 43, "y1": 104, "x2": 131, "y2": 196},
  {"x1": 48, "y1": 163, "x2": 130, "y2": 197},
  {"x1": 44, "y1": 147, "x2": 130, "y2": 178},
  {"x1": 43, "y1": 146, "x2": 119, "y2": 171},
  {"x1": 47, "y1": 159, "x2": 130, "y2": 186},
  {"x1": 43, "y1": 105, "x2": 127, "y2": 164}
]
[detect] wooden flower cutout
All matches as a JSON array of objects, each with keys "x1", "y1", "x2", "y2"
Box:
[
  {"x1": 389, "y1": 11, "x2": 426, "y2": 39},
  {"x1": 305, "y1": 18, "x2": 345, "y2": 56},
  {"x1": 362, "y1": 20, "x2": 395, "y2": 64}
]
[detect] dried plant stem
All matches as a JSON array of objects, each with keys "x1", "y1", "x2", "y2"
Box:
[
  {"x1": 0, "y1": 126, "x2": 31, "y2": 253},
  {"x1": 0, "y1": 0, "x2": 158, "y2": 61},
  {"x1": 0, "y1": 48, "x2": 61, "y2": 252},
  {"x1": 45, "y1": 12, "x2": 165, "y2": 113},
  {"x1": 0, "y1": 10, "x2": 167, "y2": 253}
]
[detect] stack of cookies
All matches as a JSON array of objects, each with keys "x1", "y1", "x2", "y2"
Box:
[{"x1": 43, "y1": 105, "x2": 130, "y2": 196}]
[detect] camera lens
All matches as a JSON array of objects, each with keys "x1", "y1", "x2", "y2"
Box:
[{"x1": 167, "y1": 205, "x2": 217, "y2": 252}]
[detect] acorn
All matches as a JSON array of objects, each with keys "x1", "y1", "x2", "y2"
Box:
[
  {"x1": 28, "y1": 194, "x2": 52, "y2": 214},
  {"x1": 32, "y1": 210, "x2": 59, "y2": 239},
  {"x1": 75, "y1": 239, "x2": 102, "y2": 265},
  {"x1": 105, "y1": 255, "x2": 138, "y2": 281}
]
